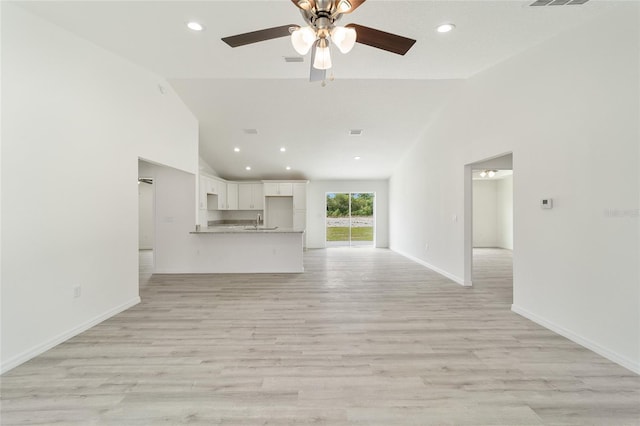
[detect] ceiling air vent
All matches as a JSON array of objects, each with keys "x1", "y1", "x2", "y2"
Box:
[
  {"x1": 284, "y1": 56, "x2": 304, "y2": 63},
  {"x1": 531, "y1": 0, "x2": 589, "y2": 5},
  {"x1": 349, "y1": 129, "x2": 363, "y2": 136},
  {"x1": 243, "y1": 128, "x2": 258, "y2": 135}
]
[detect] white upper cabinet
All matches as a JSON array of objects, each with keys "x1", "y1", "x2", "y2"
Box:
[
  {"x1": 216, "y1": 180, "x2": 227, "y2": 210},
  {"x1": 253, "y1": 184, "x2": 264, "y2": 210},
  {"x1": 199, "y1": 176, "x2": 208, "y2": 210},
  {"x1": 264, "y1": 182, "x2": 293, "y2": 196},
  {"x1": 238, "y1": 183, "x2": 263, "y2": 210},
  {"x1": 200, "y1": 176, "x2": 218, "y2": 195},
  {"x1": 227, "y1": 183, "x2": 238, "y2": 210}
]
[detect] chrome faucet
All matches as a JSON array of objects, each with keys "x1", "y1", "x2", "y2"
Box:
[{"x1": 256, "y1": 213, "x2": 262, "y2": 228}]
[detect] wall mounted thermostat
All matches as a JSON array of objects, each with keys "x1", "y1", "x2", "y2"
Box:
[{"x1": 541, "y1": 198, "x2": 553, "y2": 209}]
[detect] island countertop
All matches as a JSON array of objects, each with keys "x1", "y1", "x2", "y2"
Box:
[
  {"x1": 190, "y1": 225, "x2": 304, "y2": 234},
  {"x1": 178, "y1": 225, "x2": 305, "y2": 273}
]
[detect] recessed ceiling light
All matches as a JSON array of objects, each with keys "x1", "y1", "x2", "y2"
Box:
[
  {"x1": 280, "y1": 147, "x2": 286, "y2": 152},
  {"x1": 286, "y1": 166, "x2": 292, "y2": 170},
  {"x1": 245, "y1": 166, "x2": 251, "y2": 171},
  {"x1": 436, "y1": 23, "x2": 455, "y2": 33},
  {"x1": 354, "y1": 156, "x2": 361, "y2": 160},
  {"x1": 234, "y1": 147, "x2": 240, "y2": 152},
  {"x1": 187, "y1": 22, "x2": 204, "y2": 31}
]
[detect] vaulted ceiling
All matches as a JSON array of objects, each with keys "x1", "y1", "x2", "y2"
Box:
[{"x1": 16, "y1": 0, "x2": 616, "y2": 180}]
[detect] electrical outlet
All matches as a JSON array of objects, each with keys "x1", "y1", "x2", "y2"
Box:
[{"x1": 73, "y1": 286, "x2": 81, "y2": 298}]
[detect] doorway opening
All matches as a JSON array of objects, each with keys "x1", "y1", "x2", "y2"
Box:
[
  {"x1": 138, "y1": 160, "x2": 155, "y2": 287},
  {"x1": 325, "y1": 192, "x2": 375, "y2": 247},
  {"x1": 464, "y1": 153, "x2": 513, "y2": 297}
]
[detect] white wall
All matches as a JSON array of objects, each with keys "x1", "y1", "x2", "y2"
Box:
[
  {"x1": 390, "y1": 6, "x2": 639, "y2": 373},
  {"x1": 473, "y1": 180, "x2": 498, "y2": 247},
  {"x1": 496, "y1": 175, "x2": 513, "y2": 250},
  {"x1": 473, "y1": 176, "x2": 513, "y2": 249},
  {"x1": 1, "y1": 4, "x2": 198, "y2": 373},
  {"x1": 306, "y1": 180, "x2": 389, "y2": 248}
]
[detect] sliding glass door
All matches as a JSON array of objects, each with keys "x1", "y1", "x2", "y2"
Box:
[{"x1": 326, "y1": 192, "x2": 374, "y2": 247}]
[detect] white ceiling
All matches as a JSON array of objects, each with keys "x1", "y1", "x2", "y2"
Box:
[{"x1": 15, "y1": 0, "x2": 616, "y2": 180}]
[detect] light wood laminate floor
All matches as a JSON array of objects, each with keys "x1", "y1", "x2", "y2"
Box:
[{"x1": 1, "y1": 248, "x2": 638, "y2": 425}]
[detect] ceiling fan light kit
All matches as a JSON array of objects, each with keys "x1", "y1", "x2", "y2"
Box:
[
  {"x1": 291, "y1": 26, "x2": 316, "y2": 54},
  {"x1": 313, "y1": 38, "x2": 332, "y2": 70},
  {"x1": 221, "y1": 0, "x2": 416, "y2": 82},
  {"x1": 331, "y1": 26, "x2": 357, "y2": 53}
]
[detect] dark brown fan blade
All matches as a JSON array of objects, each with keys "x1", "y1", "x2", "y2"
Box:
[
  {"x1": 222, "y1": 25, "x2": 298, "y2": 48},
  {"x1": 346, "y1": 23, "x2": 416, "y2": 55},
  {"x1": 340, "y1": 0, "x2": 366, "y2": 14},
  {"x1": 290, "y1": 0, "x2": 316, "y2": 11}
]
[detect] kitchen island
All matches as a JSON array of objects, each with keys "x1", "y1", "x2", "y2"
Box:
[{"x1": 187, "y1": 226, "x2": 305, "y2": 273}]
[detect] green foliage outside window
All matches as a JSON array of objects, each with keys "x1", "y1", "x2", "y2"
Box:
[{"x1": 326, "y1": 193, "x2": 373, "y2": 217}]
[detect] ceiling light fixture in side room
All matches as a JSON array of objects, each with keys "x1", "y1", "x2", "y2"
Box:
[
  {"x1": 234, "y1": 147, "x2": 240, "y2": 152},
  {"x1": 479, "y1": 170, "x2": 497, "y2": 178},
  {"x1": 245, "y1": 166, "x2": 252, "y2": 171},
  {"x1": 280, "y1": 147, "x2": 286, "y2": 152}
]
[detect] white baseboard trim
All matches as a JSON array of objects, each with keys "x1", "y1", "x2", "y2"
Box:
[
  {"x1": 1, "y1": 296, "x2": 141, "y2": 375},
  {"x1": 511, "y1": 304, "x2": 639, "y2": 375},
  {"x1": 392, "y1": 248, "x2": 469, "y2": 286}
]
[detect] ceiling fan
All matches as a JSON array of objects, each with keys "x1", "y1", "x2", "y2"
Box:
[{"x1": 221, "y1": 0, "x2": 416, "y2": 82}]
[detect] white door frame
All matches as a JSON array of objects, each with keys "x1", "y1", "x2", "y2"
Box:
[{"x1": 463, "y1": 152, "x2": 513, "y2": 286}]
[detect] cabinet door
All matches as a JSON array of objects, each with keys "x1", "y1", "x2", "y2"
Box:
[
  {"x1": 217, "y1": 181, "x2": 227, "y2": 210},
  {"x1": 252, "y1": 184, "x2": 264, "y2": 210},
  {"x1": 278, "y1": 183, "x2": 293, "y2": 196},
  {"x1": 263, "y1": 182, "x2": 279, "y2": 196},
  {"x1": 199, "y1": 176, "x2": 208, "y2": 209},
  {"x1": 293, "y1": 183, "x2": 306, "y2": 210},
  {"x1": 238, "y1": 184, "x2": 252, "y2": 209},
  {"x1": 204, "y1": 177, "x2": 215, "y2": 194},
  {"x1": 227, "y1": 183, "x2": 238, "y2": 210}
]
